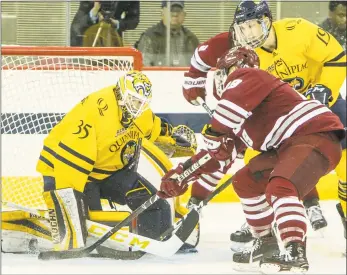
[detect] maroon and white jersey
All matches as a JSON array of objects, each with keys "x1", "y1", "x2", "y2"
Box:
[
  {"x1": 189, "y1": 32, "x2": 231, "y2": 74},
  {"x1": 188, "y1": 32, "x2": 235, "y2": 99},
  {"x1": 211, "y1": 68, "x2": 344, "y2": 153},
  {"x1": 190, "y1": 32, "x2": 231, "y2": 74}
]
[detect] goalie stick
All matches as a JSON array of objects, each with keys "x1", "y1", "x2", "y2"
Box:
[
  {"x1": 2, "y1": 202, "x2": 197, "y2": 259},
  {"x1": 37, "y1": 153, "x2": 212, "y2": 260},
  {"x1": 3, "y1": 174, "x2": 232, "y2": 260}
]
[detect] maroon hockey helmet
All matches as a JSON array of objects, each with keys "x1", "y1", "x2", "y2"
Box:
[
  {"x1": 213, "y1": 46, "x2": 260, "y2": 99},
  {"x1": 216, "y1": 46, "x2": 260, "y2": 72}
]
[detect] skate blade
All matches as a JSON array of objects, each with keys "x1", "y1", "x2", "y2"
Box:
[
  {"x1": 316, "y1": 226, "x2": 327, "y2": 238},
  {"x1": 260, "y1": 263, "x2": 308, "y2": 274},
  {"x1": 232, "y1": 261, "x2": 260, "y2": 273}
]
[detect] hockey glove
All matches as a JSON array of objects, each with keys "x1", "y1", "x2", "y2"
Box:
[
  {"x1": 157, "y1": 163, "x2": 189, "y2": 199},
  {"x1": 158, "y1": 150, "x2": 221, "y2": 198},
  {"x1": 155, "y1": 125, "x2": 197, "y2": 158},
  {"x1": 182, "y1": 71, "x2": 207, "y2": 106},
  {"x1": 202, "y1": 124, "x2": 237, "y2": 162},
  {"x1": 171, "y1": 125, "x2": 197, "y2": 158},
  {"x1": 304, "y1": 84, "x2": 333, "y2": 106}
]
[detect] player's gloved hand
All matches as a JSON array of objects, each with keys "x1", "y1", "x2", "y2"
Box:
[
  {"x1": 157, "y1": 150, "x2": 221, "y2": 198},
  {"x1": 202, "y1": 124, "x2": 237, "y2": 161},
  {"x1": 182, "y1": 71, "x2": 207, "y2": 106},
  {"x1": 304, "y1": 84, "x2": 333, "y2": 106},
  {"x1": 157, "y1": 163, "x2": 189, "y2": 199}
]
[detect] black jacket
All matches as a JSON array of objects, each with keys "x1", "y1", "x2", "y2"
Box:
[
  {"x1": 70, "y1": 1, "x2": 139, "y2": 46},
  {"x1": 137, "y1": 21, "x2": 200, "y2": 66}
]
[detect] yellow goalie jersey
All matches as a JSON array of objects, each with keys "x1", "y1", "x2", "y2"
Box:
[
  {"x1": 256, "y1": 18, "x2": 346, "y2": 106},
  {"x1": 36, "y1": 86, "x2": 162, "y2": 192}
]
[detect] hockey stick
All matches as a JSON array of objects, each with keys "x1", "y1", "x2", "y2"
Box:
[
  {"x1": 2, "y1": 202, "x2": 197, "y2": 259},
  {"x1": 197, "y1": 97, "x2": 214, "y2": 117},
  {"x1": 38, "y1": 153, "x2": 212, "y2": 260},
  {"x1": 159, "y1": 97, "x2": 229, "y2": 240},
  {"x1": 159, "y1": 176, "x2": 233, "y2": 241}
]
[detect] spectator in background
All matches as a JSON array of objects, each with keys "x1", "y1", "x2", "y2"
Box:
[
  {"x1": 137, "y1": 1, "x2": 199, "y2": 66},
  {"x1": 320, "y1": 1, "x2": 346, "y2": 51},
  {"x1": 70, "y1": 1, "x2": 139, "y2": 47}
]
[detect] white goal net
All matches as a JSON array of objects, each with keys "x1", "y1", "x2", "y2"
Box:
[{"x1": 1, "y1": 46, "x2": 143, "y2": 209}]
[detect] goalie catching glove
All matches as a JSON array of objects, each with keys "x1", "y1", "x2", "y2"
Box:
[{"x1": 155, "y1": 119, "x2": 197, "y2": 158}]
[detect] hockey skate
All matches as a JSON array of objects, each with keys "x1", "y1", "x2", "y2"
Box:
[
  {"x1": 303, "y1": 198, "x2": 328, "y2": 232},
  {"x1": 231, "y1": 234, "x2": 279, "y2": 272},
  {"x1": 260, "y1": 241, "x2": 309, "y2": 274},
  {"x1": 230, "y1": 222, "x2": 254, "y2": 252}
]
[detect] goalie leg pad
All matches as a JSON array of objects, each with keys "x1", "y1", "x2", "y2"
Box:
[
  {"x1": 43, "y1": 188, "x2": 88, "y2": 251},
  {"x1": 2, "y1": 218, "x2": 53, "y2": 253}
]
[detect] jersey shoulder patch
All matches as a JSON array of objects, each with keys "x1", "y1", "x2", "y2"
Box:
[{"x1": 275, "y1": 18, "x2": 304, "y2": 31}]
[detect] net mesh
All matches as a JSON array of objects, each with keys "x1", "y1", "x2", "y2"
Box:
[{"x1": 1, "y1": 47, "x2": 142, "y2": 210}]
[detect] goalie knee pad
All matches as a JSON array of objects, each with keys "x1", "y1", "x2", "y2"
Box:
[{"x1": 43, "y1": 188, "x2": 88, "y2": 251}]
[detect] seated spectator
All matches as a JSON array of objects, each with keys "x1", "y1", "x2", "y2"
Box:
[
  {"x1": 70, "y1": 1, "x2": 140, "y2": 47},
  {"x1": 320, "y1": 1, "x2": 346, "y2": 51},
  {"x1": 137, "y1": 1, "x2": 199, "y2": 66}
]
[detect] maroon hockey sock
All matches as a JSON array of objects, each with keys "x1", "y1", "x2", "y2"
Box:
[{"x1": 266, "y1": 177, "x2": 307, "y2": 245}]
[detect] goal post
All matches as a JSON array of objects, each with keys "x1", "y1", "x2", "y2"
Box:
[{"x1": 1, "y1": 46, "x2": 143, "y2": 210}]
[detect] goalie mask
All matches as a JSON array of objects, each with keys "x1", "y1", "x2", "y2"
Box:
[
  {"x1": 115, "y1": 70, "x2": 153, "y2": 127},
  {"x1": 231, "y1": 0, "x2": 272, "y2": 48},
  {"x1": 214, "y1": 46, "x2": 259, "y2": 98}
]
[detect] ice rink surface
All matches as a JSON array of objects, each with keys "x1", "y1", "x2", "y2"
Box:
[{"x1": 2, "y1": 201, "x2": 346, "y2": 274}]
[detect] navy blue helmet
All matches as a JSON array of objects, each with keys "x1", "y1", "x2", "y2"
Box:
[
  {"x1": 230, "y1": 1, "x2": 273, "y2": 48},
  {"x1": 234, "y1": 0, "x2": 272, "y2": 24}
]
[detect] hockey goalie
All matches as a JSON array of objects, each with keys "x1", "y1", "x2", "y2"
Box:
[{"x1": 2, "y1": 70, "x2": 199, "y2": 258}]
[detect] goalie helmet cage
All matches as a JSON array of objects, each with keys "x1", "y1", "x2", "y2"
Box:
[{"x1": 1, "y1": 46, "x2": 143, "y2": 210}]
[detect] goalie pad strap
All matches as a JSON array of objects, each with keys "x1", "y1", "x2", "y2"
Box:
[{"x1": 43, "y1": 188, "x2": 88, "y2": 251}]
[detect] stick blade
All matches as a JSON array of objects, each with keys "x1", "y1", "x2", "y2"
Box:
[{"x1": 38, "y1": 247, "x2": 90, "y2": 260}]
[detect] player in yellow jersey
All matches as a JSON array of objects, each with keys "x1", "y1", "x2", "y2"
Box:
[
  {"x1": 36, "y1": 70, "x2": 197, "y2": 253},
  {"x1": 231, "y1": 0, "x2": 346, "y2": 245}
]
